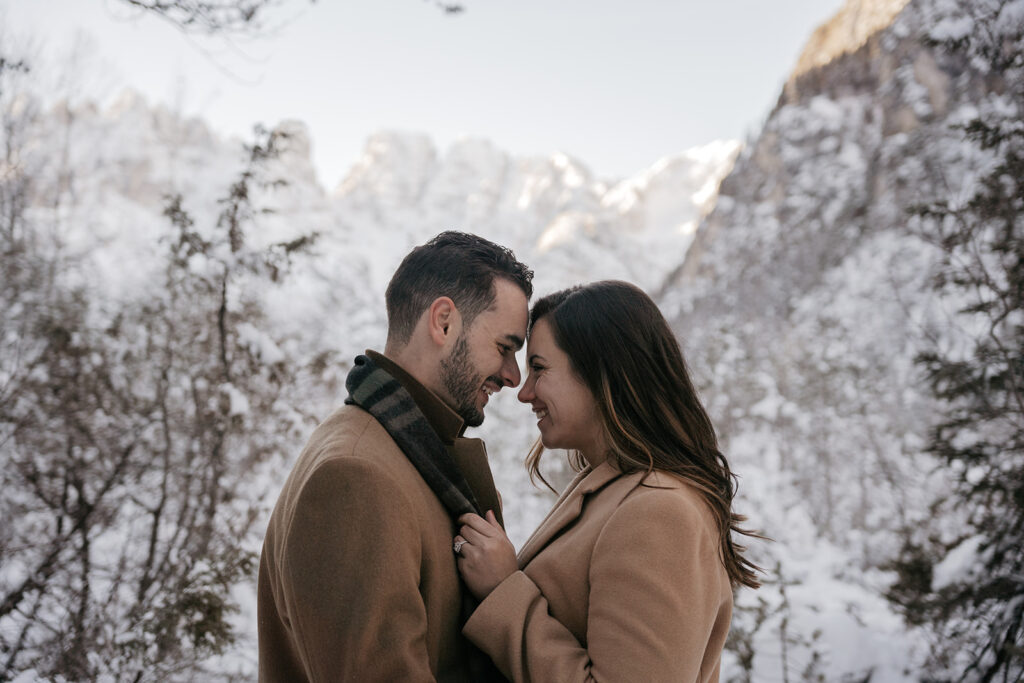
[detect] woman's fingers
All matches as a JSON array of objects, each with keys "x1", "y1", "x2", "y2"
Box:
[
  {"x1": 459, "y1": 523, "x2": 489, "y2": 546},
  {"x1": 453, "y1": 518, "x2": 519, "y2": 600},
  {"x1": 458, "y1": 511, "x2": 503, "y2": 536}
]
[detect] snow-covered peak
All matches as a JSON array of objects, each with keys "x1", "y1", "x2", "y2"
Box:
[
  {"x1": 333, "y1": 130, "x2": 438, "y2": 206},
  {"x1": 443, "y1": 135, "x2": 507, "y2": 167},
  {"x1": 320, "y1": 127, "x2": 740, "y2": 293},
  {"x1": 267, "y1": 119, "x2": 319, "y2": 189},
  {"x1": 271, "y1": 119, "x2": 313, "y2": 160},
  {"x1": 603, "y1": 140, "x2": 741, "y2": 215},
  {"x1": 104, "y1": 87, "x2": 150, "y2": 118}
]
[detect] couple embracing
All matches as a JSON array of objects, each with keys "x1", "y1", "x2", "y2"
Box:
[{"x1": 257, "y1": 232, "x2": 760, "y2": 682}]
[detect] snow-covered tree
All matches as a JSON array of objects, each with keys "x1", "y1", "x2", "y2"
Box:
[
  {"x1": 0, "y1": 61, "x2": 320, "y2": 676},
  {"x1": 887, "y1": 1, "x2": 1024, "y2": 679}
]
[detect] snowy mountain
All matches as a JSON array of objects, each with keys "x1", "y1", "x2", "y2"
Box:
[{"x1": 331, "y1": 129, "x2": 739, "y2": 298}]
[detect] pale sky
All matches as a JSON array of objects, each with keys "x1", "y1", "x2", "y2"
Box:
[{"x1": 2, "y1": 0, "x2": 846, "y2": 187}]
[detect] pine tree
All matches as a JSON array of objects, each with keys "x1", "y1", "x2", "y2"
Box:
[{"x1": 887, "y1": 1, "x2": 1024, "y2": 679}]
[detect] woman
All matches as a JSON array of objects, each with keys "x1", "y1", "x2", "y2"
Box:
[{"x1": 453, "y1": 280, "x2": 761, "y2": 682}]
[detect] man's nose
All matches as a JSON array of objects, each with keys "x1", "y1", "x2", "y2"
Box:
[{"x1": 501, "y1": 356, "x2": 521, "y2": 387}]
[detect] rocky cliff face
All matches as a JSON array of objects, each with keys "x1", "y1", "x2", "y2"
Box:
[
  {"x1": 661, "y1": 0, "x2": 1016, "y2": 677},
  {"x1": 789, "y1": 0, "x2": 912, "y2": 80}
]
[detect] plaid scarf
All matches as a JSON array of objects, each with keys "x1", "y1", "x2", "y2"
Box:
[{"x1": 345, "y1": 354, "x2": 506, "y2": 681}]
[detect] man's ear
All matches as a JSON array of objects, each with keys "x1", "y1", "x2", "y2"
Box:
[{"x1": 427, "y1": 297, "x2": 460, "y2": 346}]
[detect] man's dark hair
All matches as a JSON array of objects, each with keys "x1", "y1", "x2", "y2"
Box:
[{"x1": 385, "y1": 231, "x2": 534, "y2": 346}]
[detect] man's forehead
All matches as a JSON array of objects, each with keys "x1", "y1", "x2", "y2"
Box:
[
  {"x1": 477, "y1": 280, "x2": 528, "y2": 340},
  {"x1": 489, "y1": 281, "x2": 528, "y2": 313}
]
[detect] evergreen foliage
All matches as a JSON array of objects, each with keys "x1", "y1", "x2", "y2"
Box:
[{"x1": 888, "y1": 1, "x2": 1024, "y2": 679}]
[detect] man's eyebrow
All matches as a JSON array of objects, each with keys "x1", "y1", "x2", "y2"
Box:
[{"x1": 503, "y1": 334, "x2": 525, "y2": 351}]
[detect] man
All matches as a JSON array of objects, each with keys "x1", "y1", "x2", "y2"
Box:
[{"x1": 258, "y1": 231, "x2": 532, "y2": 681}]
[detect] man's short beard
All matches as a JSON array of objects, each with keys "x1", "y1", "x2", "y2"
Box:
[{"x1": 440, "y1": 334, "x2": 486, "y2": 427}]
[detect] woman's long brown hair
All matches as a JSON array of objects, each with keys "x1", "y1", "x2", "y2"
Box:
[{"x1": 525, "y1": 281, "x2": 762, "y2": 589}]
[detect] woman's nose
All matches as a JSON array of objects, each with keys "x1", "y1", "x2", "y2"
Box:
[{"x1": 518, "y1": 375, "x2": 535, "y2": 403}]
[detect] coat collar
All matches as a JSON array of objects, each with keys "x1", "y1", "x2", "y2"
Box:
[
  {"x1": 366, "y1": 349, "x2": 465, "y2": 443},
  {"x1": 365, "y1": 349, "x2": 503, "y2": 526},
  {"x1": 517, "y1": 460, "x2": 622, "y2": 566}
]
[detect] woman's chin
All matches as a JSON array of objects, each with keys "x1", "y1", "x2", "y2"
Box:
[{"x1": 538, "y1": 434, "x2": 563, "y2": 451}]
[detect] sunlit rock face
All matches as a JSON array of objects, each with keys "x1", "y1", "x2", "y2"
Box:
[{"x1": 790, "y1": 0, "x2": 912, "y2": 80}]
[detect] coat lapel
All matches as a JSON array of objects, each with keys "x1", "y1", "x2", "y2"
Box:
[
  {"x1": 517, "y1": 461, "x2": 621, "y2": 567},
  {"x1": 451, "y1": 437, "x2": 503, "y2": 528}
]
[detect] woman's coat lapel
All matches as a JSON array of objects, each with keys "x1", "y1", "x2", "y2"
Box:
[{"x1": 516, "y1": 461, "x2": 622, "y2": 567}]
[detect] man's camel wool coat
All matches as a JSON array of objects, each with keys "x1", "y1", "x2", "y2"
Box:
[
  {"x1": 464, "y1": 462, "x2": 733, "y2": 683},
  {"x1": 258, "y1": 351, "x2": 501, "y2": 682}
]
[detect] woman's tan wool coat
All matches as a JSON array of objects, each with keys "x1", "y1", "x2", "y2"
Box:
[{"x1": 464, "y1": 462, "x2": 733, "y2": 683}]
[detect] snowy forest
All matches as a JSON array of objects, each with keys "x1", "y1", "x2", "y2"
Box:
[{"x1": 1, "y1": 0, "x2": 1022, "y2": 680}]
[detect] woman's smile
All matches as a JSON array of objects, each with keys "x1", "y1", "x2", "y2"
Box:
[{"x1": 518, "y1": 317, "x2": 604, "y2": 462}]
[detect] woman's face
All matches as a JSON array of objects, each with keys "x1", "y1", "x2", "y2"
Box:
[{"x1": 518, "y1": 316, "x2": 606, "y2": 464}]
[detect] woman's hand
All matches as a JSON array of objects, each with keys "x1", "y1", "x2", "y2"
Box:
[{"x1": 454, "y1": 510, "x2": 518, "y2": 600}]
